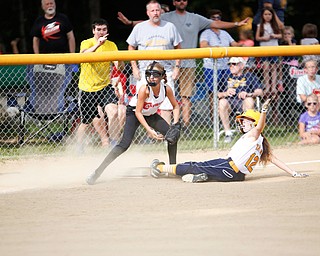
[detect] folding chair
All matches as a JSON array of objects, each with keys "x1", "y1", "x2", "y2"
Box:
[{"x1": 17, "y1": 64, "x2": 77, "y2": 145}]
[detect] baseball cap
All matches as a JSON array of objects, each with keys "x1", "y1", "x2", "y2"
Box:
[{"x1": 228, "y1": 57, "x2": 246, "y2": 64}]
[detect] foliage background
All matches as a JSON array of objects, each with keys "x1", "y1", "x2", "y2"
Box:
[{"x1": 0, "y1": 0, "x2": 319, "y2": 53}]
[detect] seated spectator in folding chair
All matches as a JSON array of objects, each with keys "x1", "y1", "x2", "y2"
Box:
[
  {"x1": 76, "y1": 18, "x2": 124, "y2": 150},
  {"x1": 217, "y1": 57, "x2": 263, "y2": 143},
  {"x1": 296, "y1": 59, "x2": 320, "y2": 107},
  {"x1": 298, "y1": 94, "x2": 320, "y2": 144},
  {"x1": 19, "y1": 63, "x2": 73, "y2": 144}
]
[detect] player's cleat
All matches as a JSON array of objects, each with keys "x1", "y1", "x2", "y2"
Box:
[
  {"x1": 86, "y1": 171, "x2": 99, "y2": 185},
  {"x1": 182, "y1": 173, "x2": 208, "y2": 183},
  {"x1": 150, "y1": 159, "x2": 165, "y2": 178}
]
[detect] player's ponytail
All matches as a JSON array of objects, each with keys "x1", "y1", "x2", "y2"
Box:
[{"x1": 260, "y1": 134, "x2": 273, "y2": 166}]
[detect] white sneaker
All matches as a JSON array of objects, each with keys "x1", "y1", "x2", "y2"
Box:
[
  {"x1": 182, "y1": 173, "x2": 208, "y2": 183},
  {"x1": 224, "y1": 135, "x2": 232, "y2": 143}
]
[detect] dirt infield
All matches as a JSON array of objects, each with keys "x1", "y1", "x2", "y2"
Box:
[{"x1": 1, "y1": 144, "x2": 320, "y2": 256}]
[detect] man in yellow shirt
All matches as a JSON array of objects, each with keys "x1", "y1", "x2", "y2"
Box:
[{"x1": 77, "y1": 18, "x2": 124, "y2": 150}]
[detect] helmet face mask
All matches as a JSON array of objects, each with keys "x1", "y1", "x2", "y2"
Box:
[
  {"x1": 145, "y1": 61, "x2": 165, "y2": 87},
  {"x1": 236, "y1": 109, "x2": 261, "y2": 134}
]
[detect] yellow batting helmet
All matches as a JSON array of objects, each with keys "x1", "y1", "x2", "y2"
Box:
[{"x1": 236, "y1": 109, "x2": 261, "y2": 126}]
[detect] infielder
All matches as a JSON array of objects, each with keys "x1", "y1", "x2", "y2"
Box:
[
  {"x1": 151, "y1": 98, "x2": 309, "y2": 182},
  {"x1": 87, "y1": 62, "x2": 181, "y2": 185}
]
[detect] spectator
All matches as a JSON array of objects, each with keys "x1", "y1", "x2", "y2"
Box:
[
  {"x1": 76, "y1": 18, "x2": 124, "y2": 149},
  {"x1": 10, "y1": 38, "x2": 20, "y2": 54},
  {"x1": 252, "y1": 0, "x2": 286, "y2": 46},
  {"x1": 30, "y1": 0, "x2": 75, "y2": 54},
  {"x1": 86, "y1": 61, "x2": 180, "y2": 185},
  {"x1": 278, "y1": 26, "x2": 298, "y2": 90},
  {"x1": 301, "y1": 23, "x2": 319, "y2": 46},
  {"x1": 238, "y1": 29, "x2": 255, "y2": 47},
  {"x1": 217, "y1": 57, "x2": 263, "y2": 143},
  {"x1": 199, "y1": 9, "x2": 240, "y2": 119},
  {"x1": 118, "y1": 2, "x2": 249, "y2": 132},
  {"x1": 160, "y1": 4, "x2": 170, "y2": 13},
  {"x1": 278, "y1": 26, "x2": 299, "y2": 117},
  {"x1": 118, "y1": 2, "x2": 170, "y2": 27},
  {"x1": 296, "y1": 59, "x2": 320, "y2": 105},
  {"x1": 110, "y1": 66, "x2": 127, "y2": 143},
  {"x1": 255, "y1": 7, "x2": 282, "y2": 98},
  {"x1": 126, "y1": 0, "x2": 182, "y2": 124},
  {"x1": 298, "y1": 94, "x2": 320, "y2": 144},
  {"x1": 300, "y1": 23, "x2": 319, "y2": 62}
]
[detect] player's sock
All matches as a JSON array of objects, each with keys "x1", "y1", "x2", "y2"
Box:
[{"x1": 159, "y1": 164, "x2": 177, "y2": 175}]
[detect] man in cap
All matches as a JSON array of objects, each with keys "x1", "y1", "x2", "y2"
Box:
[{"x1": 217, "y1": 57, "x2": 264, "y2": 143}]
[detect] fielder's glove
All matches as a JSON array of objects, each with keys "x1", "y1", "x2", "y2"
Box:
[
  {"x1": 292, "y1": 172, "x2": 309, "y2": 178},
  {"x1": 165, "y1": 122, "x2": 181, "y2": 145}
]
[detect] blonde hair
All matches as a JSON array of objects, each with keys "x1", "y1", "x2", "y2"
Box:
[
  {"x1": 283, "y1": 26, "x2": 295, "y2": 37},
  {"x1": 306, "y1": 93, "x2": 319, "y2": 103}
]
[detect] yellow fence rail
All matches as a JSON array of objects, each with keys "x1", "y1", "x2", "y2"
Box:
[{"x1": 0, "y1": 45, "x2": 319, "y2": 65}]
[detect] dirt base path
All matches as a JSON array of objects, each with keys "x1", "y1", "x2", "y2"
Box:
[{"x1": 1, "y1": 144, "x2": 320, "y2": 256}]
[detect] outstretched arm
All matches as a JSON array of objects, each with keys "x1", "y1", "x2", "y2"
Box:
[
  {"x1": 210, "y1": 17, "x2": 249, "y2": 30},
  {"x1": 117, "y1": 12, "x2": 143, "y2": 27},
  {"x1": 270, "y1": 155, "x2": 308, "y2": 178}
]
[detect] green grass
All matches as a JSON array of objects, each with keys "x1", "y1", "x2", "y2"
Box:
[{"x1": 0, "y1": 124, "x2": 301, "y2": 159}]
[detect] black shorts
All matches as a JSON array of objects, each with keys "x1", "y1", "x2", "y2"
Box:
[{"x1": 79, "y1": 85, "x2": 118, "y2": 124}]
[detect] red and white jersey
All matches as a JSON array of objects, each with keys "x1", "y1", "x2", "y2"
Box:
[
  {"x1": 227, "y1": 134, "x2": 264, "y2": 174},
  {"x1": 129, "y1": 82, "x2": 166, "y2": 116}
]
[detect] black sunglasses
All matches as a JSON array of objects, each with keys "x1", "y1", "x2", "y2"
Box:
[
  {"x1": 211, "y1": 15, "x2": 221, "y2": 20},
  {"x1": 145, "y1": 70, "x2": 163, "y2": 78},
  {"x1": 175, "y1": 0, "x2": 187, "y2": 2},
  {"x1": 228, "y1": 62, "x2": 239, "y2": 66},
  {"x1": 307, "y1": 102, "x2": 317, "y2": 106}
]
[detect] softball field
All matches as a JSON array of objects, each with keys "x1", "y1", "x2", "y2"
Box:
[{"x1": 1, "y1": 144, "x2": 320, "y2": 256}]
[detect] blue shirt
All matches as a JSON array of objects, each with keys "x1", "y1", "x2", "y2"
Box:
[{"x1": 219, "y1": 72, "x2": 263, "y2": 95}]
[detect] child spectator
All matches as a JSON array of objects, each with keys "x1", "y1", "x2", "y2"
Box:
[
  {"x1": 255, "y1": 7, "x2": 282, "y2": 123},
  {"x1": 238, "y1": 29, "x2": 254, "y2": 47},
  {"x1": 301, "y1": 23, "x2": 319, "y2": 45},
  {"x1": 279, "y1": 26, "x2": 298, "y2": 90},
  {"x1": 255, "y1": 7, "x2": 282, "y2": 98},
  {"x1": 237, "y1": 29, "x2": 254, "y2": 63},
  {"x1": 300, "y1": 23, "x2": 319, "y2": 62},
  {"x1": 298, "y1": 94, "x2": 320, "y2": 144}
]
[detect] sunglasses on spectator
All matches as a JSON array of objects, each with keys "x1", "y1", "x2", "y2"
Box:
[
  {"x1": 175, "y1": 0, "x2": 187, "y2": 2},
  {"x1": 228, "y1": 62, "x2": 240, "y2": 66},
  {"x1": 307, "y1": 102, "x2": 318, "y2": 106},
  {"x1": 211, "y1": 15, "x2": 221, "y2": 20},
  {"x1": 145, "y1": 70, "x2": 163, "y2": 78}
]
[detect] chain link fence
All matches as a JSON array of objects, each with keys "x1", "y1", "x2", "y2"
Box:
[{"x1": 0, "y1": 54, "x2": 313, "y2": 158}]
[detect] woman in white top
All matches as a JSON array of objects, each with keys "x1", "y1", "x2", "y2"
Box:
[
  {"x1": 150, "y1": 98, "x2": 308, "y2": 182},
  {"x1": 86, "y1": 62, "x2": 180, "y2": 185}
]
